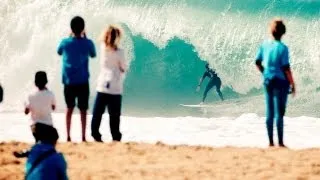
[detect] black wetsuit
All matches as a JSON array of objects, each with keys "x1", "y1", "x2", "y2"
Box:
[{"x1": 202, "y1": 69, "x2": 223, "y2": 102}]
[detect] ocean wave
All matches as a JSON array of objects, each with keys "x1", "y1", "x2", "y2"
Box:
[{"x1": 0, "y1": 0, "x2": 319, "y2": 117}]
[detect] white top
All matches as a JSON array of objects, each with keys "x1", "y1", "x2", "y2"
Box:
[
  {"x1": 96, "y1": 44, "x2": 127, "y2": 95},
  {"x1": 25, "y1": 89, "x2": 56, "y2": 126}
]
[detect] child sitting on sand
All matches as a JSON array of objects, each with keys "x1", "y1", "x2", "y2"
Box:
[
  {"x1": 14, "y1": 71, "x2": 56, "y2": 158},
  {"x1": 255, "y1": 19, "x2": 296, "y2": 147}
]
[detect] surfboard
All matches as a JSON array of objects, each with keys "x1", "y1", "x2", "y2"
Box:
[
  {"x1": 179, "y1": 104, "x2": 202, "y2": 107},
  {"x1": 179, "y1": 104, "x2": 214, "y2": 108},
  {"x1": 180, "y1": 99, "x2": 241, "y2": 108}
]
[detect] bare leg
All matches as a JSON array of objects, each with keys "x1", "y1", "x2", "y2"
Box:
[
  {"x1": 66, "y1": 108, "x2": 73, "y2": 142},
  {"x1": 80, "y1": 110, "x2": 87, "y2": 142}
]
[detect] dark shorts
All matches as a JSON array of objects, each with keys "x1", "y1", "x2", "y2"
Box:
[{"x1": 64, "y1": 83, "x2": 89, "y2": 110}]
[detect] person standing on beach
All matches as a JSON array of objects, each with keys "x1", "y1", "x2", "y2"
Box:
[
  {"x1": 255, "y1": 19, "x2": 296, "y2": 147},
  {"x1": 25, "y1": 71, "x2": 57, "y2": 143},
  {"x1": 57, "y1": 16, "x2": 96, "y2": 142},
  {"x1": 14, "y1": 71, "x2": 57, "y2": 158},
  {"x1": 196, "y1": 63, "x2": 224, "y2": 103},
  {"x1": 91, "y1": 25, "x2": 127, "y2": 142}
]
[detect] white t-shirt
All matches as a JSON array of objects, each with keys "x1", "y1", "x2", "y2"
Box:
[
  {"x1": 25, "y1": 89, "x2": 56, "y2": 126},
  {"x1": 96, "y1": 45, "x2": 127, "y2": 95}
]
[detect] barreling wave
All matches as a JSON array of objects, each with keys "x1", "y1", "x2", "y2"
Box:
[{"x1": 0, "y1": 0, "x2": 319, "y2": 117}]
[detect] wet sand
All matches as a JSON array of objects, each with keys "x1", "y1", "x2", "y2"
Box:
[{"x1": 1, "y1": 141, "x2": 320, "y2": 180}]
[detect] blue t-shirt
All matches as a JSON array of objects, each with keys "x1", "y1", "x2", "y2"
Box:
[
  {"x1": 57, "y1": 37, "x2": 96, "y2": 85},
  {"x1": 256, "y1": 40, "x2": 289, "y2": 80}
]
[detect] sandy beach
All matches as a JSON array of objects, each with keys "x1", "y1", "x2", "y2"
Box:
[{"x1": 1, "y1": 142, "x2": 320, "y2": 180}]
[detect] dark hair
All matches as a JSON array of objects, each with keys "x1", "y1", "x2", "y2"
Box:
[
  {"x1": 270, "y1": 19, "x2": 286, "y2": 40},
  {"x1": 35, "y1": 71, "x2": 48, "y2": 90},
  {"x1": 70, "y1": 16, "x2": 85, "y2": 36},
  {"x1": 102, "y1": 25, "x2": 121, "y2": 50},
  {"x1": 34, "y1": 124, "x2": 59, "y2": 145},
  {"x1": 43, "y1": 127, "x2": 59, "y2": 144}
]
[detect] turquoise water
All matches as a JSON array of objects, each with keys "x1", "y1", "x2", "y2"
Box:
[{"x1": 0, "y1": 0, "x2": 319, "y2": 117}]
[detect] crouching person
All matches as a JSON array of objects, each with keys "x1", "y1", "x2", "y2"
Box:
[{"x1": 25, "y1": 126, "x2": 68, "y2": 180}]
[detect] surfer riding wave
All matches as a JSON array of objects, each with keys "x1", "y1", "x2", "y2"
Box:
[{"x1": 196, "y1": 63, "x2": 224, "y2": 103}]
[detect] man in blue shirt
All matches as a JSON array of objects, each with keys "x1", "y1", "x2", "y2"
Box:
[{"x1": 57, "y1": 16, "x2": 96, "y2": 142}]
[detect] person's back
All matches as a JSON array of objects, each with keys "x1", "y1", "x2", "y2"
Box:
[
  {"x1": 255, "y1": 19, "x2": 296, "y2": 147},
  {"x1": 25, "y1": 143, "x2": 68, "y2": 180},
  {"x1": 258, "y1": 40, "x2": 288, "y2": 81},
  {"x1": 13, "y1": 71, "x2": 56, "y2": 158},
  {"x1": 25, "y1": 125, "x2": 67, "y2": 180},
  {"x1": 206, "y1": 69, "x2": 219, "y2": 81},
  {"x1": 27, "y1": 89, "x2": 55, "y2": 126},
  {"x1": 97, "y1": 44, "x2": 126, "y2": 95},
  {"x1": 58, "y1": 37, "x2": 96, "y2": 85},
  {"x1": 57, "y1": 16, "x2": 96, "y2": 142},
  {"x1": 91, "y1": 25, "x2": 127, "y2": 142}
]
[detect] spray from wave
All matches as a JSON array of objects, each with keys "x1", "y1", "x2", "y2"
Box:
[{"x1": 0, "y1": 0, "x2": 319, "y2": 117}]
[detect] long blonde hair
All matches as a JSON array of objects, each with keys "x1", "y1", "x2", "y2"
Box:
[{"x1": 101, "y1": 25, "x2": 122, "y2": 50}]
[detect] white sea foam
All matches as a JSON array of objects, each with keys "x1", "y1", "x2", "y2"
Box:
[{"x1": 1, "y1": 113, "x2": 319, "y2": 149}]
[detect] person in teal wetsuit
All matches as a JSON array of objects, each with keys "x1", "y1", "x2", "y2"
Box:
[{"x1": 255, "y1": 19, "x2": 296, "y2": 147}]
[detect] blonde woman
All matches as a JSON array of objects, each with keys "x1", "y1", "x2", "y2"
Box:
[{"x1": 91, "y1": 25, "x2": 127, "y2": 142}]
